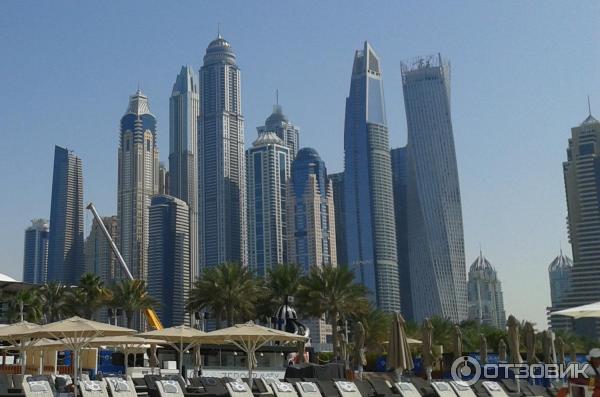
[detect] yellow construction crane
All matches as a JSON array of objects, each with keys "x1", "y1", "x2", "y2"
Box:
[{"x1": 86, "y1": 202, "x2": 163, "y2": 330}]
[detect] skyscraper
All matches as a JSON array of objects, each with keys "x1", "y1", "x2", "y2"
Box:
[
  {"x1": 547, "y1": 250, "x2": 573, "y2": 332},
  {"x1": 329, "y1": 172, "x2": 347, "y2": 267},
  {"x1": 343, "y1": 42, "x2": 400, "y2": 312},
  {"x1": 158, "y1": 163, "x2": 169, "y2": 195},
  {"x1": 555, "y1": 112, "x2": 600, "y2": 338},
  {"x1": 402, "y1": 54, "x2": 467, "y2": 322},
  {"x1": 257, "y1": 103, "x2": 299, "y2": 160},
  {"x1": 391, "y1": 147, "x2": 412, "y2": 320},
  {"x1": 47, "y1": 145, "x2": 84, "y2": 285},
  {"x1": 288, "y1": 147, "x2": 337, "y2": 271},
  {"x1": 288, "y1": 148, "x2": 336, "y2": 348},
  {"x1": 85, "y1": 216, "x2": 119, "y2": 283},
  {"x1": 22, "y1": 219, "x2": 49, "y2": 284},
  {"x1": 198, "y1": 35, "x2": 247, "y2": 268},
  {"x1": 246, "y1": 131, "x2": 290, "y2": 277},
  {"x1": 148, "y1": 195, "x2": 190, "y2": 327},
  {"x1": 169, "y1": 66, "x2": 199, "y2": 283},
  {"x1": 467, "y1": 252, "x2": 506, "y2": 329},
  {"x1": 117, "y1": 90, "x2": 159, "y2": 282},
  {"x1": 84, "y1": 215, "x2": 118, "y2": 322}
]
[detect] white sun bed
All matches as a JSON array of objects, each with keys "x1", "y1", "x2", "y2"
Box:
[
  {"x1": 105, "y1": 376, "x2": 137, "y2": 397},
  {"x1": 270, "y1": 381, "x2": 299, "y2": 397},
  {"x1": 156, "y1": 379, "x2": 185, "y2": 397},
  {"x1": 449, "y1": 381, "x2": 477, "y2": 397},
  {"x1": 431, "y1": 381, "x2": 458, "y2": 397},
  {"x1": 481, "y1": 381, "x2": 510, "y2": 397},
  {"x1": 295, "y1": 382, "x2": 322, "y2": 397},
  {"x1": 225, "y1": 381, "x2": 255, "y2": 397},
  {"x1": 335, "y1": 381, "x2": 361, "y2": 397},
  {"x1": 21, "y1": 377, "x2": 53, "y2": 397},
  {"x1": 395, "y1": 382, "x2": 422, "y2": 397},
  {"x1": 80, "y1": 380, "x2": 110, "y2": 397}
]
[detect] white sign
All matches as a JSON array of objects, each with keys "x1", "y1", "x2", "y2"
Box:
[{"x1": 201, "y1": 368, "x2": 286, "y2": 380}]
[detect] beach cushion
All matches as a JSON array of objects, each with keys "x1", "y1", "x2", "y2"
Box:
[
  {"x1": 276, "y1": 383, "x2": 295, "y2": 393},
  {"x1": 29, "y1": 381, "x2": 49, "y2": 392},
  {"x1": 338, "y1": 382, "x2": 358, "y2": 393},
  {"x1": 111, "y1": 378, "x2": 130, "y2": 392},
  {"x1": 83, "y1": 381, "x2": 103, "y2": 392},
  {"x1": 230, "y1": 382, "x2": 249, "y2": 393},
  {"x1": 160, "y1": 381, "x2": 180, "y2": 394}
]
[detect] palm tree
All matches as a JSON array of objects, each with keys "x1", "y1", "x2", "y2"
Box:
[
  {"x1": 110, "y1": 279, "x2": 156, "y2": 329},
  {"x1": 296, "y1": 264, "x2": 369, "y2": 359},
  {"x1": 39, "y1": 282, "x2": 69, "y2": 323},
  {"x1": 187, "y1": 262, "x2": 260, "y2": 327},
  {"x1": 352, "y1": 307, "x2": 392, "y2": 354},
  {"x1": 7, "y1": 289, "x2": 43, "y2": 323},
  {"x1": 256, "y1": 263, "x2": 302, "y2": 320},
  {"x1": 73, "y1": 273, "x2": 109, "y2": 320}
]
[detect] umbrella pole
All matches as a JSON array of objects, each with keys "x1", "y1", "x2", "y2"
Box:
[
  {"x1": 179, "y1": 344, "x2": 184, "y2": 377},
  {"x1": 73, "y1": 349, "x2": 79, "y2": 397}
]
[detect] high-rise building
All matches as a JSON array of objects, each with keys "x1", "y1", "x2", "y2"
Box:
[
  {"x1": 246, "y1": 131, "x2": 290, "y2": 277},
  {"x1": 288, "y1": 148, "x2": 336, "y2": 349},
  {"x1": 288, "y1": 147, "x2": 336, "y2": 271},
  {"x1": 343, "y1": 42, "x2": 400, "y2": 312},
  {"x1": 391, "y1": 147, "x2": 412, "y2": 320},
  {"x1": 467, "y1": 251, "x2": 506, "y2": 329},
  {"x1": 547, "y1": 250, "x2": 573, "y2": 332},
  {"x1": 257, "y1": 104, "x2": 299, "y2": 160},
  {"x1": 169, "y1": 66, "x2": 199, "y2": 284},
  {"x1": 148, "y1": 195, "x2": 190, "y2": 327},
  {"x1": 329, "y1": 172, "x2": 347, "y2": 267},
  {"x1": 198, "y1": 35, "x2": 247, "y2": 269},
  {"x1": 554, "y1": 112, "x2": 600, "y2": 338},
  {"x1": 22, "y1": 219, "x2": 49, "y2": 284},
  {"x1": 402, "y1": 54, "x2": 467, "y2": 322},
  {"x1": 84, "y1": 215, "x2": 118, "y2": 322},
  {"x1": 117, "y1": 90, "x2": 159, "y2": 283},
  {"x1": 85, "y1": 216, "x2": 119, "y2": 283},
  {"x1": 158, "y1": 163, "x2": 169, "y2": 195},
  {"x1": 47, "y1": 145, "x2": 84, "y2": 285}
]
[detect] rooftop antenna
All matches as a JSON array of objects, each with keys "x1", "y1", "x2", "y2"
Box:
[
  {"x1": 217, "y1": 22, "x2": 221, "y2": 38},
  {"x1": 276, "y1": 89, "x2": 279, "y2": 105},
  {"x1": 479, "y1": 242, "x2": 482, "y2": 257},
  {"x1": 588, "y1": 95, "x2": 592, "y2": 117}
]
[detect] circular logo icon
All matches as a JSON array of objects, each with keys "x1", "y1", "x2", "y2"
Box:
[{"x1": 450, "y1": 356, "x2": 481, "y2": 385}]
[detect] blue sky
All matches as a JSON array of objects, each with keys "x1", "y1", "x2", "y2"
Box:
[{"x1": 1, "y1": 1, "x2": 599, "y2": 327}]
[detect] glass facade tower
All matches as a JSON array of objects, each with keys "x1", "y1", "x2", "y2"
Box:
[
  {"x1": 47, "y1": 145, "x2": 84, "y2": 285},
  {"x1": 170, "y1": 66, "x2": 199, "y2": 283},
  {"x1": 198, "y1": 35, "x2": 247, "y2": 268},
  {"x1": 402, "y1": 54, "x2": 467, "y2": 322},
  {"x1": 22, "y1": 219, "x2": 49, "y2": 284},
  {"x1": 343, "y1": 42, "x2": 400, "y2": 312}
]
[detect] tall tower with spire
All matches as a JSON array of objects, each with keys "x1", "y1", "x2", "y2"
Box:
[
  {"x1": 117, "y1": 90, "x2": 159, "y2": 284},
  {"x1": 169, "y1": 66, "x2": 199, "y2": 283},
  {"x1": 198, "y1": 35, "x2": 247, "y2": 268},
  {"x1": 343, "y1": 42, "x2": 401, "y2": 312},
  {"x1": 257, "y1": 97, "x2": 300, "y2": 160},
  {"x1": 553, "y1": 108, "x2": 600, "y2": 338},
  {"x1": 467, "y1": 250, "x2": 506, "y2": 329}
]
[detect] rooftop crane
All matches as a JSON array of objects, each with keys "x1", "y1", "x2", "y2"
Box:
[{"x1": 86, "y1": 202, "x2": 163, "y2": 330}]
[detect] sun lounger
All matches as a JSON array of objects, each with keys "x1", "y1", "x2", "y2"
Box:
[
  {"x1": 353, "y1": 380, "x2": 375, "y2": 397},
  {"x1": 80, "y1": 380, "x2": 110, "y2": 397},
  {"x1": 481, "y1": 381, "x2": 511, "y2": 397},
  {"x1": 448, "y1": 382, "x2": 477, "y2": 397},
  {"x1": 314, "y1": 380, "x2": 339, "y2": 397},
  {"x1": 394, "y1": 382, "x2": 422, "y2": 397},
  {"x1": 224, "y1": 381, "x2": 254, "y2": 397},
  {"x1": 105, "y1": 376, "x2": 138, "y2": 397},
  {"x1": 367, "y1": 379, "x2": 395, "y2": 397},
  {"x1": 199, "y1": 377, "x2": 228, "y2": 397},
  {"x1": 430, "y1": 382, "x2": 457, "y2": 397},
  {"x1": 271, "y1": 382, "x2": 299, "y2": 397},
  {"x1": 295, "y1": 382, "x2": 322, "y2": 397},
  {"x1": 156, "y1": 380, "x2": 185, "y2": 397},
  {"x1": 21, "y1": 377, "x2": 53, "y2": 397},
  {"x1": 335, "y1": 381, "x2": 362, "y2": 397}
]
